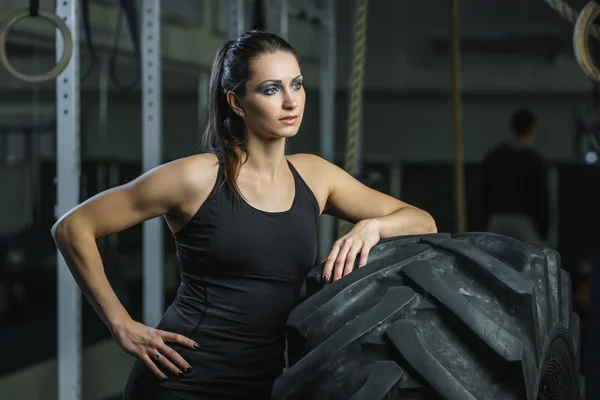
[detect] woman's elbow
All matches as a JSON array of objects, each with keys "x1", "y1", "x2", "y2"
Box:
[
  {"x1": 51, "y1": 216, "x2": 73, "y2": 245},
  {"x1": 421, "y1": 212, "x2": 438, "y2": 234},
  {"x1": 51, "y1": 214, "x2": 88, "y2": 245}
]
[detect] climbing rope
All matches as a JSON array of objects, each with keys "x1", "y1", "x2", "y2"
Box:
[
  {"x1": 543, "y1": 0, "x2": 600, "y2": 35},
  {"x1": 337, "y1": 0, "x2": 369, "y2": 238},
  {"x1": 452, "y1": 0, "x2": 467, "y2": 233},
  {"x1": 542, "y1": 0, "x2": 600, "y2": 81}
]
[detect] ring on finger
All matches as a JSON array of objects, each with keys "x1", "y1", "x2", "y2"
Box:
[{"x1": 152, "y1": 352, "x2": 162, "y2": 361}]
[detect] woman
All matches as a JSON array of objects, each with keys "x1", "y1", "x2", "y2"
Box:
[{"x1": 52, "y1": 30, "x2": 436, "y2": 399}]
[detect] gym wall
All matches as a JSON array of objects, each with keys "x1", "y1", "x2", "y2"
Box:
[{"x1": 0, "y1": 2, "x2": 594, "y2": 241}]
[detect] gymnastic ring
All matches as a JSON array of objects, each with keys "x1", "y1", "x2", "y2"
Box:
[
  {"x1": 574, "y1": 1, "x2": 600, "y2": 82},
  {"x1": 0, "y1": 8, "x2": 73, "y2": 84}
]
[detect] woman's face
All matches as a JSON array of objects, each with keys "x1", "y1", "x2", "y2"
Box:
[{"x1": 232, "y1": 51, "x2": 305, "y2": 140}]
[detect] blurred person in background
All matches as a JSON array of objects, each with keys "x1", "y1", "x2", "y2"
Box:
[{"x1": 482, "y1": 109, "x2": 550, "y2": 244}]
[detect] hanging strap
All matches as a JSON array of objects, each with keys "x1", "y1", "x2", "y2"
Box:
[
  {"x1": 252, "y1": 0, "x2": 266, "y2": 31},
  {"x1": 29, "y1": 0, "x2": 39, "y2": 17},
  {"x1": 109, "y1": 0, "x2": 142, "y2": 89}
]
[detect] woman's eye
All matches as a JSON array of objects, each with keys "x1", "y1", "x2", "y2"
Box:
[
  {"x1": 292, "y1": 82, "x2": 303, "y2": 90},
  {"x1": 264, "y1": 86, "x2": 279, "y2": 95}
]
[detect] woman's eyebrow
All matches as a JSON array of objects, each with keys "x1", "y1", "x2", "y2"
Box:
[{"x1": 257, "y1": 75, "x2": 303, "y2": 86}]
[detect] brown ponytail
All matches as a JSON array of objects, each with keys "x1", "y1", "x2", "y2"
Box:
[{"x1": 201, "y1": 40, "x2": 247, "y2": 198}]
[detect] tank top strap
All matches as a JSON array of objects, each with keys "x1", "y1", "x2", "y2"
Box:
[
  {"x1": 207, "y1": 157, "x2": 226, "y2": 199},
  {"x1": 286, "y1": 159, "x2": 320, "y2": 218},
  {"x1": 216, "y1": 158, "x2": 225, "y2": 186}
]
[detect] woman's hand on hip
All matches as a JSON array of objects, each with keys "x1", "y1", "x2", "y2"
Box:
[
  {"x1": 112, "y1": 319, "x2": 198, "y2": 380},
  {"x1": 322, "y1": 219, "x2": 381, "y2": 283}
]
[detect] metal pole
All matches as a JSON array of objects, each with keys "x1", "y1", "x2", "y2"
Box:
[
  {"x1": 228, "y1": 0, "x2": 245, "y2": 40},
  {"x1": 56, "y1": 1, "x2": 81, "y2": 399},
  {"x1": 269, "y1": 0, "x2": 289, "y2": 40},
  {"x1": 99, "y1": 56, "x2": 109, "y2": 143},
  {"x1": 142, "y1": 0, "x2": 163, "y2": 327},
  {"x1": 318, "y1": 0, "x2": 336, "y2": 259}
]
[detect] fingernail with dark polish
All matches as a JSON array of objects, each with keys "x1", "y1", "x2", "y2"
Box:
[
  {"x1": 185, "y1": 366, "x2": 192, "y2": 373},
  {"x1": 178, "y1": 371, "x2": 183, "y2": 377},
  {"x1": 161, "y1": 375, "x2": 168, "y2": 381},
  {"x1": 193, "y1": 343, "x2": 199, "y2": 350},
  {"x1": 323, "y1": 275, "x2": 329, "y2": 283}
]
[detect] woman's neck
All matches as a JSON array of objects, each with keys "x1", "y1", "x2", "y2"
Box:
[{"x1": 242, "y1": 136, "x2": 288, "y2": 180}]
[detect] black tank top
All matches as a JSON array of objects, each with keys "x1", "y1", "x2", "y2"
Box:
[{"x1": 156, "y1": 158, "x2": 319, "y2": 398}]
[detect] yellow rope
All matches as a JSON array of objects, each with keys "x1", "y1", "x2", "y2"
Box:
[
  {"x1": 451, "y1": 0, "x2": 467, "y2": 233},
  {"x1": 337, "y1": 0, "x2": 369, "y2": 238},
  {"x1": 543, "y1": 0, "x2": 600, "y2": 81}
]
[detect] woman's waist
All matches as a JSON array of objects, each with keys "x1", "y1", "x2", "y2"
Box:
[
  {"x1": 158, "y1": 296, "x2": 290, "y2": 339},
  {"x1": 158, "y1": 314, "x2": 287, "y2": 373},
  {"x1": 151, "y1": 346, "x2": 284, "y2": 397},
  {"x1": 171, "y1": 278, "x2": 300, "y2": 323}
]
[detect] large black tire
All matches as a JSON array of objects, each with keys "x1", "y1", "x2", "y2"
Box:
[{"x1": 273, "y1": 233, "x2": 584, "y2": 400}]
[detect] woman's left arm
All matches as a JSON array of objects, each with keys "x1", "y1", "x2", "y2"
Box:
[{"x1": 316, "y1": 157, "x2": 437, "y2": 282}]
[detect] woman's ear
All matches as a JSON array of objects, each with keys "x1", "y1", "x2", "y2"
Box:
[{"x1": 226, "y1": 91, "x2": 245, "y2": 118}]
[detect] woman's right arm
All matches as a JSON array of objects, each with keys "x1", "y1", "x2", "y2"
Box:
[{"x1": 51, "y1": 154, "x2": 216, "y2": 379}]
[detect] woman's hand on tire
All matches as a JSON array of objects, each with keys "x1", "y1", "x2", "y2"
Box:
[
  {"x1": 113, "y1": 319, "x2": 198, "y2": 379},
  {"x1": 323, "y1": 219, "x2": 381, "y2": 282}
]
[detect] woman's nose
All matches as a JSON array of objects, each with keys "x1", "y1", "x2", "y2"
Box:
[{"x1": 283, "y1": 94, "x2": 297, "y2": 110}]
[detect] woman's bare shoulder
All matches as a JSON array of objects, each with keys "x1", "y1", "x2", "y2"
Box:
[
  {"x1": 287, "y1": 153, "x2": 333, "y2": 177},
  {"x1": 286, "y1": 153, "x2": 332, "y2": 206},
  {"x1": 287, "y1": 153, "x2": 328, "y2": 167},
  {"x1": 157, "y1": 153, "x2": 221, "y2": 229},
  {"x1": 169, "y1": 153, "x2": 220, "y2": 197}
]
